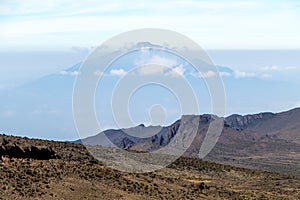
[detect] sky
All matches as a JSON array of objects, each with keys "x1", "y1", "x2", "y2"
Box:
[
  {"x1": 0, "y1": 0, "x2": 300, "y2": 50},
  {"x1": 0, "y1": 0, "x2": 299, "y2": 86},
  {"x1": 0, "y1": 0, "x2": 300, "y2": 140}
]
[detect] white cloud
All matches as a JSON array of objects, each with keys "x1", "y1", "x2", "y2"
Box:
[
  {"x1": 296, "y1": 101, "x2": 300, "y2": 108},
  {"x1": 0, "y1": 0, "x2": 123, "y2": 16},
  {"x1": 134, "y1": 54, "x2": 185, "y2": 77},
  {"x1": 100, "y1": 64, "x2": 186, "y2": 78},
  {"x1": 60, "y1": 70, "x2": 80, "y2": 76},
  {"x1": 1, "y1": 1, "x2": 300, "y2": 50},
  {"x1": 110, "y1": 69, "x2": 127, "y2": 76},
  {"x1": 200, "y1": 70, "x2": 217, "y2": 78},
  {"x1": 135, "y1": 55, "x2": 178, "y2": 68},
  {"x1": 138, "y1": 65, "x2": 166, "y2": 75},
  {"x1": 219, "y1": 72, "x2": 232, "y2": 77},
  {"x1": 137, "y1": 63, "x2": 187, "y2": 78},
  {"x1": 150, "y1": 56, "x2": 178, "y2": 67},
  {"x1": 0, "y1": 1, "x2": 300, "y2": 49},
  {"x1": 261, "y1": 65, "x2": 297, "y2": 71},
  {"x1": 234, "y1": 70, "x2": 256, "y2": 78},
  {"x1": 165, "y1": 64, "x2": 185, "y2": 77},
  {"x1": 196, "y1": 70, "x2": 232, "y2": 78}
]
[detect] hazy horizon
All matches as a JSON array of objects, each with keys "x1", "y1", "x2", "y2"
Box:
[{"x1": 0, "y1": 0, "x2": 299, "y2": 140}]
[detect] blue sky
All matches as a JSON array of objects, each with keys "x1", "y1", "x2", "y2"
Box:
[
  {"x1": 1, "y1": 0, "x2": 300, "y2": 50},
  {"x1": 0, "y1": 0, "x2": 300, "y2": 140},
  {"x1": 0, "y1": 0, "x2": 299, "y2": 85}
]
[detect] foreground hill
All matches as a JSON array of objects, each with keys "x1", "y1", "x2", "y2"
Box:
[
  {"x1": 1, "y1": 134, "x2": 300, "y2": 199},
  {"x1": 76, "y1": 108, "x2": 300, "y2": 177}
]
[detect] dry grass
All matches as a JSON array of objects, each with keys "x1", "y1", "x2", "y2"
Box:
[{"x1": 1, "y1": 134, "x2": 300, "y2": 199}]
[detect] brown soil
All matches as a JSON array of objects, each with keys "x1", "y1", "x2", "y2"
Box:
[{"x1": 1, "y1": 134, "x2": 300, "y2": 200}]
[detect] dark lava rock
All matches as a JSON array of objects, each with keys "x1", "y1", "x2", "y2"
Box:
[{"x1": 0, "y1": 143, "x2": 58, "y2": 160}]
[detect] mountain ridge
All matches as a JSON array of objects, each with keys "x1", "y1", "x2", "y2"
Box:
[{"x1": 75, "y1": 107, "x2": 300, "y2": 176}]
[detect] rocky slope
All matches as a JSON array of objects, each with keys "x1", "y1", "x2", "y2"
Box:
[
  {"x1": 76, "y1": 108, "x2": 300, "y2": 177},
  {"x1": 1, "y1": 134, "x2": 300, "y2": 199}
]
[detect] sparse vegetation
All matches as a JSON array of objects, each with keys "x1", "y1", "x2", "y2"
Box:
[{"x1": 1, "y1": 134, "x2": 300, "y2": 199}]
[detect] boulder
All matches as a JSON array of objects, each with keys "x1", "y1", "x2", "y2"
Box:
[{"x1": 0, "y1": 143, "x2": 58, "y2": 160}]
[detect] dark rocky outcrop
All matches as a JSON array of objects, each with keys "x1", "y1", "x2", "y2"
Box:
[
  {"x1": 116, "y1": 138, "x2": 134, "y2": 149},
  {"x1": 0, "y1": 143, "x2": 58, "y2": 160},
  {"x1": 224, "y1": 112, "x2": 275, "y2": 130}
]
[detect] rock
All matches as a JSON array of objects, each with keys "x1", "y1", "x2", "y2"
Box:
[
  {"x1": 117, "y1": 138, "x2": 134, "y2": 149},
  {"x1": 199, "y1": 182, "x2": 206, "y2": 190},
  {"x1": 0, "y1": 143, "x2": 57, "y2": 160},
  {"x1": 224, "y1": 112, "x2": 275, "y2": 130},
  {"x1": 1, "y1": 144, "x2": 26, "y2": 158}
]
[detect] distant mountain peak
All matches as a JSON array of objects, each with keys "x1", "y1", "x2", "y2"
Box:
[
  {"x1": 138, "y1": 123, "x2": 145, "y2": 127},
  {"x1": 133, "y1": 41, "x2": 169, "y2": 50}
]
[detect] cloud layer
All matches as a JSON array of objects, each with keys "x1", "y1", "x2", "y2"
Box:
[{"x1": 1, "y1": 0, "x2": 299, "y2": 50}]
